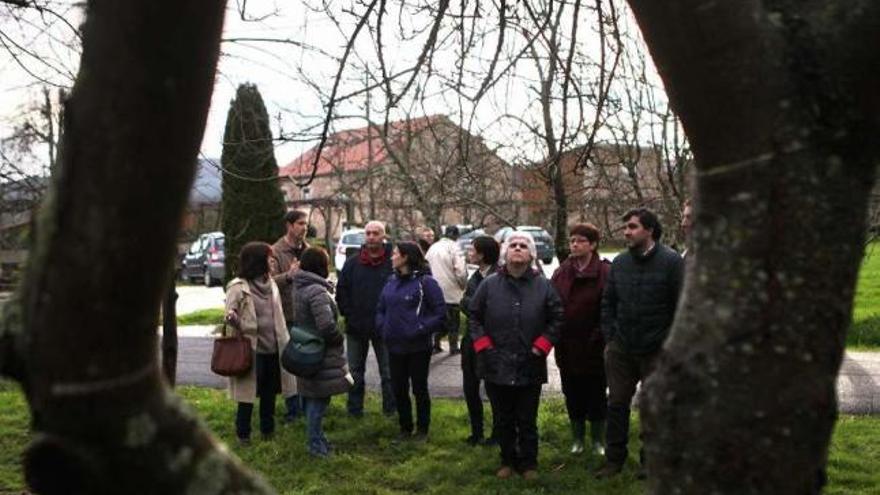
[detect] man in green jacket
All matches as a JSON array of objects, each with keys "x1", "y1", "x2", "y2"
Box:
[{"x1": 595, "y1": 208, "x2": 683, "y2": 479}]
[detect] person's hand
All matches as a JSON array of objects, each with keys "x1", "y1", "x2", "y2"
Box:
[
  {"x1": 225, "y1": 309, "x2": 240, "y2": 326},
  {"x1": 286, "y1": 259, "x2": 300, "y2": 279},
  {"x1": 327, "y1": 331, "x2": 345, "y2": 346}
]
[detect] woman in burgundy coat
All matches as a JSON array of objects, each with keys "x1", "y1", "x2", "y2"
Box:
[{"x1": 551, "y1": 223, "x2": 610, "y2": 456}]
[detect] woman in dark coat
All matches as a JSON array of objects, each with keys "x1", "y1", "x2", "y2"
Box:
[
  {"x1": 291, "y1": 247, "x2": 353, "y2": 457},
  {"x1": 469, "y1": 231, "x2": 564, "y2": 480},
  {"x1": 460, "y1": 235, "x2": 500, "y2": 446},
  {"x1": 376, "y1": 241, "x2": 446, "y2": 439},
  {"x1": 551, "y1": 223, "x2": 610, "y2": 456}
]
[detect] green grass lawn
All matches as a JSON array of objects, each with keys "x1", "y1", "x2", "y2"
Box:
[
  {"x1": 0, "y1": 383, "x2": 877, "y2": 494},
  {"x1": 851, "y1": 245, "x2": 880, "y2": 349},
  {"x1": 177, "y1": 308, "x2": 225, "y2": 326}
]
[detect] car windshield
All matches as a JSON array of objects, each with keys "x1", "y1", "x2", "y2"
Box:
[
  {"x1": 342, "y1": 232, "x2": 365, "y2": 245},
  {"x1": 520, "y1": 228, "x2": 548, "y2": 238}
]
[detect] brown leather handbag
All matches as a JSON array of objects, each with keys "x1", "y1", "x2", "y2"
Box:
[{"x1": 211, "y1": 323, "x2": 253, "y2": 377}]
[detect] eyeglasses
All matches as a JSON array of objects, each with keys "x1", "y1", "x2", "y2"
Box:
[{"x1": 508, "y1": 242, "x2": 529, "y2": 249}]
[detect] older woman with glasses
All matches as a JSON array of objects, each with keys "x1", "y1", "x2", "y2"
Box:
[{"x1": 468, "y1": 231, "x2": 564, "y2": 480}]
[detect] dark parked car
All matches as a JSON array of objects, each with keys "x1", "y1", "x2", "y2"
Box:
[
  {"x1": 181, "y1": 232, "x2": 225, "y2": 286},
  {"x1": 455, "y1": 228, "x2": 485, "y2": 257},
  {"x1": 517, "y1": 226, "x2": 555, "y2": 264},
  {"x1": 494, "y1": 226, "x2": 555, "y2": 264}
]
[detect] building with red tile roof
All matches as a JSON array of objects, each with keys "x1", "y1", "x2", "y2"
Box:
[{"x1": 278, "y1": 115, "x2": 522, "y2": 242}]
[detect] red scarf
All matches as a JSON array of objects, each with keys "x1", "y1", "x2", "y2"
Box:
[{"x1": 359, "y1": 246, "x2": 387, "y2": 267}]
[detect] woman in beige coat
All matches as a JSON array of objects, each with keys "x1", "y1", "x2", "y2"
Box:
[{"x1": 224, "y1": 242, "x2": 297, "y2": 444}]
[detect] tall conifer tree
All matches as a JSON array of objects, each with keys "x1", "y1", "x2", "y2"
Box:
[{"x1": 220, "y1": 83, "x2": 286, "y2": 284}]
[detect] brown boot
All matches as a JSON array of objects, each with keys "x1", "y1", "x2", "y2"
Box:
[
  {"x1": 522, "y1": 469, "x2": 538, "y2": 481},
  {"x1": 495, "y1": 466, "x2": 514, "y2": 479}
]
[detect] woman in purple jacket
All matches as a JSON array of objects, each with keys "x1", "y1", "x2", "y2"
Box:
[{"x1": 376, "y1": 241, "x2": 446, "y2": 439}]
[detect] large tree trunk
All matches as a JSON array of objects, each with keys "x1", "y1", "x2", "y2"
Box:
[
  {"x1": 5, "y1": 2, "x2": 275, "y2": 493},
  {"x1": 626, "y1": 2, "x2": 880, "y2": 493},
  {"x1": 161, "y1": 267, "x2": 179, "y2": 387}
]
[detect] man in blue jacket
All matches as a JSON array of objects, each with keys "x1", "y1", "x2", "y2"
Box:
[{"x1": 336, "y1": 220, "x2": 396, "y2": 417}]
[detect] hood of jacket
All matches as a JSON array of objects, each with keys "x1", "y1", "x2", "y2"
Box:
[{"x1": 292, "y1": 270, "x2": 334, "y2": 294}]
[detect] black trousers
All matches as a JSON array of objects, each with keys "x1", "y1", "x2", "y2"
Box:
[
  {"x1": 461, "y1": 340, "x2": 498, "y2": 439},
  {"x1": 559, "y1": 369, "x2": 608, "y2": 423},
  {"x1": 486, "y1": 382, "x2": 542, "y2": 471},
  {"x1": 604, "y1": 342, "x2": 659, "y2": 465},
  {"x1": 434, "y1": 304, "x2": 461, "y2": 349},
  {"x1": 235, "y1": 352, "x2": 280, "y2": 438},
  {"x1": 389, "y1": 350, "x2": 432, "y2": 434}
]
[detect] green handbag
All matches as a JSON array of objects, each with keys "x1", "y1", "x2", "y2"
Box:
[{"x1": 281, "y1": 325, "x2": 325, "y2": 377}]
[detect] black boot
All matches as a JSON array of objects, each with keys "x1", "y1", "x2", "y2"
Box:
[
  {"x1": 570, "y1": 419, "x2": 585, "y2": 455},
  {"x1": 590, "y1": 420, "x2": 606, "y2": 456},
  {"x1": 449, "y1": 334, "x2": 460, "y2": 355}
]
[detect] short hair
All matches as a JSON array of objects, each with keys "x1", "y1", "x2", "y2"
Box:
[
  {"x1": 299, "y1": 247, "x2": 329, "y2": 279},
  {"x1": 444, "y1": 225, "x2": 460, "y2": 240},
  {"x1": 569, "y1": 223, "x2": 600, "y2": 244},
  {"x1": 284, "y1": 210, "x2": 307, "y2": 224},
  {"x1": 395, "y1": 241, "x2": 428, "y2": 273},
  {"x1": 623, "y1": 208, "x2": 662, "y2": 241},
  {"x1": 238, "y1": 242, "x2": 272, "y2": 280},
  {"x1": 365, "y1": 220, "x2": 386, "y2": 234},
  {"x1": 472, "y1": 235, "x2": 500, "y2": 265}
]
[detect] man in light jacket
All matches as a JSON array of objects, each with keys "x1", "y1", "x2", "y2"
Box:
[{"x1": 425, "y1": 225, "x2": 468, "y2": 354}]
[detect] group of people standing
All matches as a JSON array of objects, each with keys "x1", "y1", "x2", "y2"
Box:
[
  {"x1": 225, "y1": 210, "x2": 354, "y2": 456},
  {"x1": 218, "y1": 206, "x2": 686, "y2": 481}
]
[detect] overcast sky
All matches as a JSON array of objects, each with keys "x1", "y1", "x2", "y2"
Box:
[{"x1": 0, "y1": 1, "x2": 664, "y2": 174}]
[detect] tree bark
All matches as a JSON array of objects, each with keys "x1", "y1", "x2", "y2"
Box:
[
  {"x1": 626, "y1": 1, "x2": 880, "y2": 493},
  {"x1": 10, "y1": 1, "x2": 276, "y2": 493},
  {"x1": 161, "y1": 267, "x2": 178, "y2": 388}
]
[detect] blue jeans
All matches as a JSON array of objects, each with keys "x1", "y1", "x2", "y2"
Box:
[
  {"x1": 304, "y1": 396, "x2": 332, "y2": 456},
  {"x1": 285, "y1": 395, "x2": 302, "y2": 420},
  {"x1": 346, "y1": 333, "x2": 395, "y2": 415}
]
